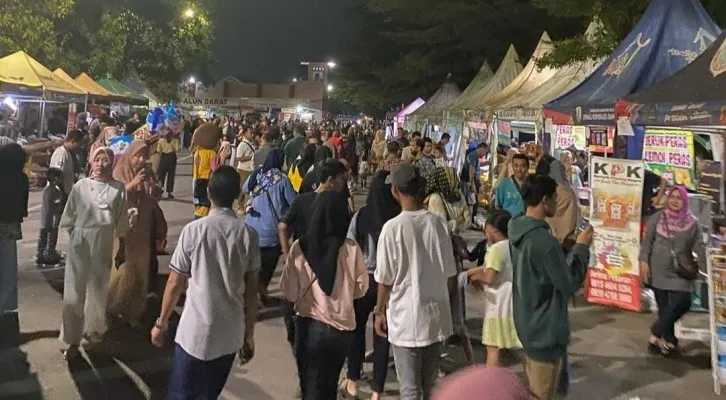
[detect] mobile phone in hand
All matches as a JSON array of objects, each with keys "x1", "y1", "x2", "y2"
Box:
[{"x1": 579, "y1": 217, "x2": 590, "y2": 231}]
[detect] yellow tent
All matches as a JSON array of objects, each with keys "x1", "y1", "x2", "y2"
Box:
[
  {"x1": 52, "y1": 68, "x2": 90, "y2": 95},
  {"x1": 0, "y1": 51, "x2": 85, "y2": 97},
  {"x1": 74, "y1": 73, "x2": 124, "y2": 98}
]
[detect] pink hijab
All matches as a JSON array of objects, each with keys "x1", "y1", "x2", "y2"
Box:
[
  {"x1": 657, "y1": 185, "x2": 697, "y2": 237},
  {"x1": 89, "y1": 146, "x2": 115, "y2": 182},
  {"x1": 433, "y1": 367, "x2": 535, "y2": 400}
]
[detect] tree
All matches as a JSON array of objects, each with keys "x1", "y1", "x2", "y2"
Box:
[
  {"x1": 0, "y1": 0, "x2": 215, "y2": 101},
  {"x1": 0, "y1": 0, "x2": 74, "y2": 60},
  {"x1": 336, "y1": 0, "x2": 584, "y2": 113},
  {"x1": 534, "y1": 0, "x2": 726, "y2": 68}
]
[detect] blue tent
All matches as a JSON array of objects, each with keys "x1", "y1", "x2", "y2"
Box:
[{"x1": 544, "y1": 0, "x2": 720, "y2": 126}]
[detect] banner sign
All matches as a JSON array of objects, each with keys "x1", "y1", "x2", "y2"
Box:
[
  {"x1": 588, "y1": 126, "x2": 615, "y2": 153},
  {"x1": 707, "y1": 249, "x2": 726, "y2": 395},
  {"x1": 66, "y1": 103, "x2": 77, "y2": 135},
  {"x1": 497, "y1": 120, "x2": 511, "y2": 146},
  {"x1": 643, "y1": 128, "x2": 696, "y2": 190},
  {"x1": 697, "y1": 160, "x2": 723, "y2": 214},
  {"x1": 495, "y1": 108, "x2": 540, "y2": 122},
  {"x1": 554, "y1": 125, "x2": 587, "y2": 150},
  {"x1": 110, "y1": 102, "x2": 131, "y2": 117},
  {"x1": 585, "y1": 157, "x2": 645, "y2": 311}
]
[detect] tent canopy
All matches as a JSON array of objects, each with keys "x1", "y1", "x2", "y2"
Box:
[
  {"x1": 0, "y1": 51, "x2": 85, "y2": 99},
  {"x1": 479, "y1": 32, "x2": 557, "y2": 109},
  {"x1": 457, "y1": 45, "x2": 523, "y2": 112},
  {"x1": 396, "y1": 97, "x2": 426, "y2": 118},
  {"x1": 75, "y1": 73, "x2": 122, "y2": 98},
  {"x1": 97, "y1": 78, "x2": 148, "y2": 103},
  {"x1": 124, "y1": 72, "x2": 160, "y2": 105},
  {"x1": 52, "y1": 69, "x2": 90, "y2": 95},
  {"x1": 545, "y1": 0, "x2": 721, "y2": 125},
  {"x1": 446, "y1": 61, "x2": 494, "y2": 113},
  {"x1": 411, "y1": 76, "x2": 461, "y2": 117},
  {"x1": 617, "y1": 32, "x2": 726, "y2": 126}
]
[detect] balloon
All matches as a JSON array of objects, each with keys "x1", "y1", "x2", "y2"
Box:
[
  {"x1": 146, "y1": 107, "x2": 166, "y2": 134},
  {"x1": 108, "y1": 135, "x2": 133, "y2": 155}
]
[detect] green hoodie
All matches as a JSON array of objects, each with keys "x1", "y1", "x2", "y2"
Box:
[{"x1": 508, "y1": 215, "x2": 590, "y2": 363}]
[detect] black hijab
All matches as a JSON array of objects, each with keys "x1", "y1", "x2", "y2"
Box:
[
  {"x1": 356, "y1": 171, "x2": 401, "y2": 253},
  {"x1": 295, "y1": 144, "x2": 317, "y2": 177},
  {"x1": 248, "y1": 148, "x2": 285, "y2": 192},
  {"x1": 299, "y1": 191, "x2": 351, "y2": 296}
]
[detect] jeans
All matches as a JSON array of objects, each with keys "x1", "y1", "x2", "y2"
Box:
[
  {"x1": 346, "y1": 277, "x2": 390, "y2": 393},
  {"x1": 168, "y1": 344, "x2": 236, "y2": 400},
  {"x1": 295, "y1": 316, "x2": 352, "y2": 400},
  {"x1": 651, "y1": 288, "x2": 691, "y2": 345},
  {"x1": 0, "y1": 238, "x2": 18, "y2": 313},
  {"x1": 259, "y1": 245, "x2": 281, "y2": 295},
  {"x1": 36, "y1": 226, "x2": 60, "y2": 263},
  {"x1": 392, "y1": 342, "x2": 443, "y2": 400}
]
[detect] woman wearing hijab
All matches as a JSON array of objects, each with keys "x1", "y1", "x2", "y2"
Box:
[
  {"x1": 340, "y1": 130, "x2": 359, "y2": 190},
  {"x1": 432, "y1": 366, "x2": 536, "y2": 400},
  {"x1": 559, "y1": 150, "x2": 583, "y2": 189},
  {"x1": 243, "y1": 148, "x2": 297, "y2": 303},
  {"x1": 107, "y1": 140, "x2": 164, "y2": 328},
  {"x1": 298, "y1": 146, "x2": 334, "y2": 194},
  {"x1": 542, "y1": 159, "x2": 580, "y2": 244},
  {"x1": 640, "y1": 186, "x2": 705, "y2": 356},
  {"x1": 288, "y1": 143, "x2": 316, "y2": 192},
  {"x1": 280, "y1": 191, "x2": 369, "y2": 400},
  {"x1": 370, "y1": 130, "x2": 387, "y2": 172},
  {"x1": 340, "y1": 171, "x2": 400, "y2": 400},
  {"x1": 0, "y1": 138, "x2": 29, "y2": 317},
  {"x1": 88, "y1": 127, "x2": 120, "y2": 169},
  {"x1": 423, "y1": 166, "x2": 475, "y2": 365},
  {"x1": 60, "y1": 147, "x2": 130, "y2": 359}
]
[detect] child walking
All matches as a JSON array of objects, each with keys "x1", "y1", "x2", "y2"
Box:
[
  {"x1": 358, "y1": 153, "x2": 370, "y2": 189},
  {"x1": 466, "y1": 210, "x2": 522, "y2": 366},
  {"x1": 36, "y1": 168, "x2": 65, "y2": 267}
]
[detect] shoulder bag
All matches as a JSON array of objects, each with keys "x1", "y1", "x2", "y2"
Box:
[{"x1": 661, "y1": 213, "x2": 699, "y2": 281}]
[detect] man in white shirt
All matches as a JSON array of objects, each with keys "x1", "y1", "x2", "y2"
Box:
[
  {"x1": 150, "y1": 166, "x2": 260, "y2": 400},
  {"x1": 373, "y1": 163, "x2": 457, "y2": 400},
  {"x1": 235, "y1": 126, "x2": 256, "y2": 211},
  {"x1": 49, "y1": 130, "x2": 83, "y2": 198}
]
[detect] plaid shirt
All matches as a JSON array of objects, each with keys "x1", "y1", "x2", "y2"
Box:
[{"x1": 379, "y1": 155, "x2": 402, "y2": 171}]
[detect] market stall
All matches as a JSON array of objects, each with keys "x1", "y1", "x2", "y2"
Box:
[
  {"x1": 394, "y1": 97, "x2": 425, "y2": 132},
  {"x1": 407, "y1": 75, "x2": 461, "y2": 136}
]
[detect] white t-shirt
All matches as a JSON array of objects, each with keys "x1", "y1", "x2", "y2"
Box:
[
  {"x1": 374, "y1": 209, "x2": 457, "y2": 348},
  {"x1": 169, "y1": 208, "x2": 261, "y2": 360},
  {"x1": 236, "y1": 139, "x2": 256, "y2": 171},
  {"x1": 49, "y1": 145, "x2": 75, "y2": 197}
]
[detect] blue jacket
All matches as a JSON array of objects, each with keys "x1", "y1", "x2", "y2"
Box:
[{"x1": 243, "y1": 172, "x2": 297, "y2": 247}]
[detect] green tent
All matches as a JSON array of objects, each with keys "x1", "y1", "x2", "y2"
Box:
[{"x1": 97, "y1": 78, "x2": 149, "y2": 105}]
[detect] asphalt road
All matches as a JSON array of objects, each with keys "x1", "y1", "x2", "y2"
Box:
[{"x1": 0, "y1": 152, "x2": 722, "y2": 399}]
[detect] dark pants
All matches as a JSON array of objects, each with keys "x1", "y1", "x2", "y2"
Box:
[
  {"x1": 651, "y1": 288, "x2": 691, "y2": 345},
  {"x1": 346, "y1": 276, "x2": 390, "y2": 393},
  {"x1": 295, "y1": 317, "x2": 352, "y2": 400},
  {"x1": 157, "y1": 152, "x2": 177, "y2": 194},
  {"x1": 284, "y1": 300, "x2": 296, "y2": 351},
  {"x1": 168, "y1": 344, "x2": 235, "y2": 400},
  {"x1": 36, "y1": 226, "x2": 60, "y2": 263},
  {"x1": 259, "y1": 245, "x2": 281, "y2": 295}
]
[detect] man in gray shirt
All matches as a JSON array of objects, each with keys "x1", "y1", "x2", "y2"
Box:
[
  {"x1": 253, "y1": 130, "x2": 277, "y2": 169},
  {"x1": 151, "y1": 166, "x2": 260, "y2": 399}
]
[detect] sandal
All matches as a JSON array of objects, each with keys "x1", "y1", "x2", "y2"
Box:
[
  {"x1": 338, "y1": 379, "x2": 360, "y2": 399},
  {"x1": 647, "y1": 336, "x2": 661, "y2": 355}
]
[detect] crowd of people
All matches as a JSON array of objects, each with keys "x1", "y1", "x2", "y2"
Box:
[{"x1": 0, "y1": 111, "x2": 707, "y2": 400}]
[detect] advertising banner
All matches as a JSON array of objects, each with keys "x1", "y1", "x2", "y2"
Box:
[
  {"x1": 585, "y1": 157, "x2": 645, "y2": 311},
  {"x1": 708, "y1": 249, "x2": 726, "y2": 395},
  {"x1": 554, "y1": 125, "x2": 587, "y2": 151},
  {"x1": 497, "y1": 120, "x2": 511, "y2": 146},
  {"x1": 588, "y1": 126, "x2": 615, "y2": 154},
  {"x1": 643, "y1": 128, "x2": 696, "y2": 190},
  {"x1": 698, "y1": 161, "x2": 723, "y2": 214}
]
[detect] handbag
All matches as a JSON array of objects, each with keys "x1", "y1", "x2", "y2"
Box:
[{"x1": 661, "y1": 213, "x2": 699, "y2": 281}]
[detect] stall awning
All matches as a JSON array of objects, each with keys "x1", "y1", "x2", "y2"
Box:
[
  {"x1": 97, "y1": 78, "x2": 148, "y2": 104},
  {"x1": 52, "y1": 69, "x2": 89, "y2": 95},
  {"x1": 0, "y1": 51, "x2": 85, "y2": 100},
  {"x1": 75, "y1": 73, "x2": 123, "y2": 98}
]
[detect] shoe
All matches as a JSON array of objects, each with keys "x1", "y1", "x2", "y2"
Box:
[
  {"x1": 647, "y1": 341, "x2": 660, "y2": 355},
  {"x1": 167, "y1": 193, "x2": 175, "y2": 199}
]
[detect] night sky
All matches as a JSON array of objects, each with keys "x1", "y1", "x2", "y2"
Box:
[{"x1": 211, "y1": 0, "x2": 361, "y2": 83}]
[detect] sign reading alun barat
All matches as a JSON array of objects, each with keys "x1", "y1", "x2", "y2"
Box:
[{"x1": 180, "y1": 97, "x2": 310, "y2": 109}]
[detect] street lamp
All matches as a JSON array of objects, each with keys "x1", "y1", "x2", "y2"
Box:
[
  {"x1": 296, "y1": 105, "x2": 303, "y2": 114},
  {"x1": 327, "y1": 84, "x2": 334, "y2": 92},
  {"x1": 188, "y1": 77, "x2": 196, "y2": 84},
  {"x1": 327, "y1": 61, "x2": 336, "y2": 69},
  {"x1": 292, "y1": 78, "x2": 298, "y2": 83},
  {"x1": 184, "y1": 8, "x2": 195, "y2": 18}
]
